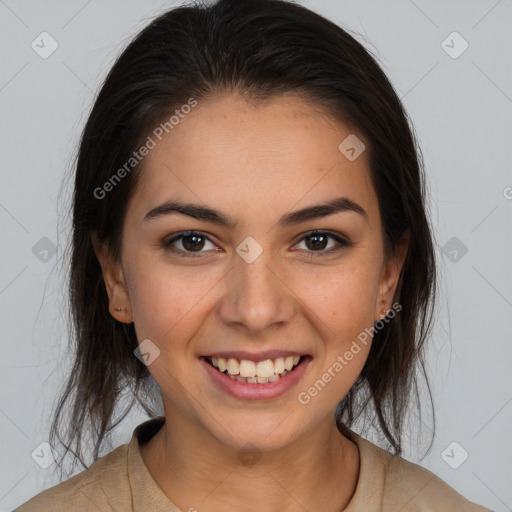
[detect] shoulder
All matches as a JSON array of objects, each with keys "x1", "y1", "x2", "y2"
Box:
[
  {"x1": 14, "y1": 443, "x2": 131, "y2": 512},
  {"x1": 372, "y1": 440, "x2": 493, "y2": 512}
]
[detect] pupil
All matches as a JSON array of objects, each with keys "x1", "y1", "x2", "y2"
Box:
[
  {"x1": 307, "y1": 234, "x2": 327, "y2": 250},
  {"x1": 184, "y1": 235, "x2": 204, "y2": 251}
]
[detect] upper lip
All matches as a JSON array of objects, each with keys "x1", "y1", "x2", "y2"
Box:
[{"x1": 202, "y1": 350, "x2": 308, "y2": 362}]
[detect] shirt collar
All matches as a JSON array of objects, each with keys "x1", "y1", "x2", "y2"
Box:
[
  {"x1": 128, "y1": 416, "x2": 180, "y2": 511},
  {"x1": 127, "y1": 416, "x2": 384, "y2": 511}
]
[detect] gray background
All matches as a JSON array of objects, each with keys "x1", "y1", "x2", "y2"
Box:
[{"x1": 1, "y1": 0, "x2": 511, "y2": 510}]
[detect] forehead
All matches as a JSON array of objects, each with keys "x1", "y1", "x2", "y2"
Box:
[{"x1": 129, "y1": 93, "x2": 378, "y2": 226}]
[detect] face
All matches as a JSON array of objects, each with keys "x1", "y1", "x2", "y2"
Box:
[{"x1": 97, "y1": 93, "x2": 408, "y2": 452}]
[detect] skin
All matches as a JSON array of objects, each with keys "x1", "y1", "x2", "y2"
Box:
[{"x1": 94, "y1": 93, "x2": 409, "y2": 512}]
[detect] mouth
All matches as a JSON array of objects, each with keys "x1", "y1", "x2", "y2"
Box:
[{"x1": 203, "y1": 354, "x2": 308, "y2": 384}]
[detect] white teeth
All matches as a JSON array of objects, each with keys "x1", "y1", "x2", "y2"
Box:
[
  {"x1": 239, "y1": 359, "x2": 256, "y2": 378},
  {"x1": 274, "y1": 357, "x2": 285, "y2": 374},
  {"x1": 284, "y1": 356, "x2": 294, "y2": 371},
  {"x1": 227, "y1": 358, "x2": 239, "y2": 376},
  {"x1": 217, "y1": 357, "x2": 227, "y2": 372},
  {"x1": 225, "y1": 369, "x2": 290, "y2": 384},
  {"x1": 208, "y1": 354, "x2": 303, "y2": 380},
  {"x1": 256, "y1": 360, "x2": 275, "y2": 378}
]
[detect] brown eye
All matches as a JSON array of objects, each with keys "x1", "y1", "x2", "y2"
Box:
[
  {"x1": 294, "y1": 230, "x2": 352, "y2": 256},
  {"x1": 164, "y1": 231, "x2": 217, "y2": 257},
  {"x1": 304, "y1": 232, "x2": 329, "y2": 250},
  {"x1": 180, "y1": 234, "x2": 206, "y2": 251}
]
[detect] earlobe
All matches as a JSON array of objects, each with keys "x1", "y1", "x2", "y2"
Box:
[
  {"x1": 91, "y1": 232, "x2": 134, "y2": 324},
  {"x1": 375, "y1": 229, "x2": 410, "y2": 321},
  {"x1": 107, "y1": 277, "x2": 134, "y2": 324}
]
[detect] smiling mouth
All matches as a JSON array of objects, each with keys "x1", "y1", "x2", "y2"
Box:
[{"x1": 205, "y1": 355, "x2": 306, "y2": 384}]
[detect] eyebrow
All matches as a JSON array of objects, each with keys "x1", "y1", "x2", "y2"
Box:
[{"x1": 143, "y1": 196, "x2": 368, "y2": 228}]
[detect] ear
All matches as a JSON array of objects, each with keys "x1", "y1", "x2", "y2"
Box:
[
  {"x1": 91, "y1": 232, "x2": 133, "y2": 324},
  {"x1": 375, "y1": 228, "x2": 410, "y2": 322}
]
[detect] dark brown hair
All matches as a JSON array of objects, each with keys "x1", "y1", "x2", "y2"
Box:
[{"x1": 51, "y1": 0, "x2": 438, "y2": 474}]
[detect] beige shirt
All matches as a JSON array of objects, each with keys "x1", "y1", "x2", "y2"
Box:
[{"x1": 15, "y1": 416, "x2": 493, "y2": 511}]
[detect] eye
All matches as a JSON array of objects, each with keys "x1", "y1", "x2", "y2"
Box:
[
  {"x1": 163, "y1": 231, "x2": 218, "y2": 258},
  {"x1": 293, "y1": 230, "x2": 352, "y2": 257}
]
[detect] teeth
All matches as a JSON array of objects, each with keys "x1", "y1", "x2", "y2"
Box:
[
  {"x1": 239, "y1": 359, "x2": 256, "y2": 378},
  {"x1": 217, "y1": 357, "x2": 227, "y2": 372},
  {"x1": 284, "y1": 356, "x2": 294, "y2": 371},
  {"x1": 227, "y1": 358, "x2": 239, "y2": 375},
  {"x1": 226, "y1": 370, "x2": 291, "y2": 383},
  {"x1": 256, "y1": 360, "x2": 274, "y2": 378},
  {"x1": 210, "y1": 354, "x2": 303, "y2": 379},
  {"x1": 274, "y1": 357, "x2": 285, "y2": 374}
]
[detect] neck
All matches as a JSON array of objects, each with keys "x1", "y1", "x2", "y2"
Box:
[{"x1": 140, "y1": 409, "x2": 360, "y2": 512}]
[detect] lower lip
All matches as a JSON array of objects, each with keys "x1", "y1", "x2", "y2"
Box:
[{"x1": 200, "y1": 356, "x2": 311, "y2": 401}]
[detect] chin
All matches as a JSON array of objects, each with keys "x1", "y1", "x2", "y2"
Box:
[{"x1": 201, "y1": 412, "x2": 310, "y2": 453}]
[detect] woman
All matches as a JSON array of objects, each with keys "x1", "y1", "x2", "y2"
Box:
[{"x1": 15, "y1": 0, "x2": 492, "y2": 510}]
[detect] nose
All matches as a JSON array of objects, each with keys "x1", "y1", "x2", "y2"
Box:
[{"x1": 217, "y1": 248, "x2": 295, "y2": 335}]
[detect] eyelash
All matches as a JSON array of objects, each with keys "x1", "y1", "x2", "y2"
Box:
[{"x1": 162, "y1": 230, "x2": 352, "y2": 258}]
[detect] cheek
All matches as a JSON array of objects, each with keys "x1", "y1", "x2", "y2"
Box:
[
  {"x1": 295, "y1": 259, "x2": 380, "y2": 336},
  {"x1": 126, "y1": 264, "x2": 214, "y2": 386},
  {"x1": 295, "y1": 265, "x2": 377, "y2": 402},
  {"x1": 126, "y1": 258, "x2": 220, "y2": 341}
]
